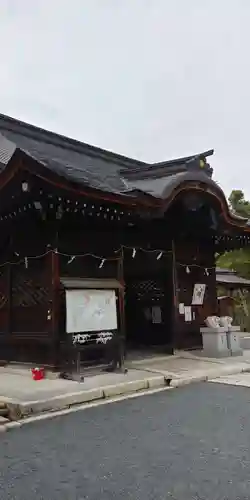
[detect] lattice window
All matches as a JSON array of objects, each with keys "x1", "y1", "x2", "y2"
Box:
[
  {"x1": 126, "y1": 280, "x2": 165, "y2": 301},
  {"x1": 11, "y1": 259, "x2": 51, "y2": 334},
  {"x1": 12, "y1": 256, "x2": 51, "y2": 308},
  {"x1": 12, "y1": 271, "x2": 50, "y2": 307}
]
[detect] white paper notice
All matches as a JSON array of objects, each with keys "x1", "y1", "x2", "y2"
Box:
[
  {"x1": 179, "y1": 303, "x2": 185, "y2": 315},
  {"x1": 192, "y1": 283, "x2": 206, "y2": 305},
  {"x1": 152, "y1": 306, "x2": 162, "y2": 324},
  {"x1": 66, "y1": 289, "x2": 117, "y2": 333},
  {"x1": 184, "y1": 306, "x2": 192, "y2": 322}
]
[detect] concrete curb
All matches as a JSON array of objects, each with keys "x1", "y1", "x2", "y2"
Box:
[
  {"x1": 206, "y1": 364, "x2": 250, "y2": 380},
  {"x1": 171, "y1": 375, "x2": 207, "y2": 387},
  {"x1": 3, "y1": 386, "x2": 173, "y2": 432},
  {"x1": 170, "y1": 365, "x2": 250, "y2": 389},
  {"x1": 103, "y1": 379, "x2": 148, "y2": 398},
  {"x1": 7, "y1": 388, "x2": 105, "y2": 419},
  {"x1": 147, "y1": 376, "x2": 166, "y2": 388},
  {"x1": 4, "y1": 375, "x2": 168, "y2": 423},
  {"x1": 2, "y1": 364, "x2": 250, "y2": 433}
]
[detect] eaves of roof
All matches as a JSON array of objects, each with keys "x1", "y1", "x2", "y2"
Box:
[
  {"x1": 216, "y1": 273, "x2": 250, "y2": 287},
  {"x1": 0, "y1": 113, "x2": 249, "y2": 231}
]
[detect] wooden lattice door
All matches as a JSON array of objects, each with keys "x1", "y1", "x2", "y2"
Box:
[{"x1": 125, "y1": 278, "x2": 173, "y2": 350}]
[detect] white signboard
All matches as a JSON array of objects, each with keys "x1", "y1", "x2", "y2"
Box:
[
  {"x1": 66, "y1": 289, "x2": 117, "y2": 333},
  {"x1": 192, "y1": 283, "x2": 206, "y2": 306}
]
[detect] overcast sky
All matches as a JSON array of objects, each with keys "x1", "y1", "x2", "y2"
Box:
[{"x1": 0, "y1": 0, "x2": 249, "y2": 198}]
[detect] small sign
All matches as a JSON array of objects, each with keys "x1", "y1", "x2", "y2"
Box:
[
  {"x1": 152, "y1": 306, "x2": 162, "y2": 324},
  {"x1": 184, "y1": 306, "x2": 192, "y2": 322},
  {"x1": 192, "y1": 284, "x2": 206, "y2": 306},
  {"x1": 179, "y1": 303, "x2": 185, "y2": 315}
]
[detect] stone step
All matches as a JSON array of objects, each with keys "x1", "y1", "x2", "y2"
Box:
[
  {"x1": 0, "y1": 407, "x2": 8, "y2": 417},
  {"x1": 0, "y1": 402, "x2": 10, "y2": 421},
  {"x1": 0, "y1": 415, "x2": 9, "y2": 425},
  {"x1": 240, "y1": 336, "x2": 250, "y2": 349}
]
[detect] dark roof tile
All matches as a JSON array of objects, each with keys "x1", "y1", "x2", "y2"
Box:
[
  {"x1": 0, "y1": 133, "x2": 16, "y2": 167},
  {"x1": 0, "y1": 113, "x2": 215, "y2": 199},
  {"x1": 0, "y1": 128, "x2": 129, "y2": 193}
]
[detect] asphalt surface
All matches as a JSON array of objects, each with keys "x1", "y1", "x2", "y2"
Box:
[{"x1": 1, "y1": 382, "x2": 250, "y2": 499}]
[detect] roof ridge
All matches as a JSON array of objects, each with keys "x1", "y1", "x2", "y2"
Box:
[
  {"x1": 152, "y1": 149, "x2": 214, "y2": 167},
  {"x1": 0, "y1": 114, "x2": 214, "y2": 173},
  {"x1": 121, "y1": 150, "x2": 214, "y2": 176},
  {"x1": 0, "y1": 113, "x2": 146, "y2": 169}
]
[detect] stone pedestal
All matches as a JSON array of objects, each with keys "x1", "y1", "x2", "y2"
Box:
[
  {"x1": 227, "y1": 326, "x2": 243, "y2": 356},
  {"x1": 200, "y1": 327, "x2": 230, "y2": 358},
  {"x1": 240, "y1": 335, "x2": 250, "y2": 350}
]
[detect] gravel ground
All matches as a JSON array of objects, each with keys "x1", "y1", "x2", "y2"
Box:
[{"x1": 1, "y1": 382, "x2": 250, "y2": 499}]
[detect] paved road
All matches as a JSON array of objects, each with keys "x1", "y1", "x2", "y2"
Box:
[{"x1": 1, "y1": 382, "x2": 250, "y2": 499}]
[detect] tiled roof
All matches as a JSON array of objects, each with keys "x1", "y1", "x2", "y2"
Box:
[
  {"x1": 0, "y1": 133, "x2": 16, "y2": 168},
  {"x1": 216, "y1": 267, "x2": 236, "y2": 274},
  {"x1": 216, "y1": 272, "x2": 250, "y2": 287},
  {"x1": 0, "y1": 113, "x2": 215, "y2": 199},
  {"x1": 216, "y1": 267, "x2": 250, "y2": 287}
]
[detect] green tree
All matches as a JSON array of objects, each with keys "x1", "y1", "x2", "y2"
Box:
[
  {"x1": 217, "y1": 248, "x2": 250, "y2": 278},
  {"x1": 217, "y1": 190, "x2": 250, "y2": 278},
  {"x1": 228, "y1": 190, "x2": 250, "y2": 218},
  {"x1": 217, "y1": 190, "x2": 250, "y2": 330}
]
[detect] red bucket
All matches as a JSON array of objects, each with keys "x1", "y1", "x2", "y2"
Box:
[{"x1": 31, "y1": 367, "x2": 45, "y2": 381}]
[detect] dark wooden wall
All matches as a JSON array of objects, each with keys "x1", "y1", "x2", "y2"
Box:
[
  {"x1": 174, "y1": 240, "x2": 217, "y2": 348},
  {"x1": 0, "y1": 220, "x2": 54, "y2": 364},
  {"x1": 0, "y1": 186, "x2": 220, "y2": 364}
]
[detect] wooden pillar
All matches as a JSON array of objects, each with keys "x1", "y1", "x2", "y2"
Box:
[
  {"x1": 171, "y1": 240, "x2": 179, "y2": 350},
  {"x1": 117, "y1": 248, "x2": 126, "y2": 359},
  {"x1": 51, "y1": 249, "x2": 60, "y2": 368},
  {"x1": 7, "y1": 263, "x2": 12, "y2": 336},
  {"x1": 6, "y1": 237, "x2": 13, "y2": 362}
]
